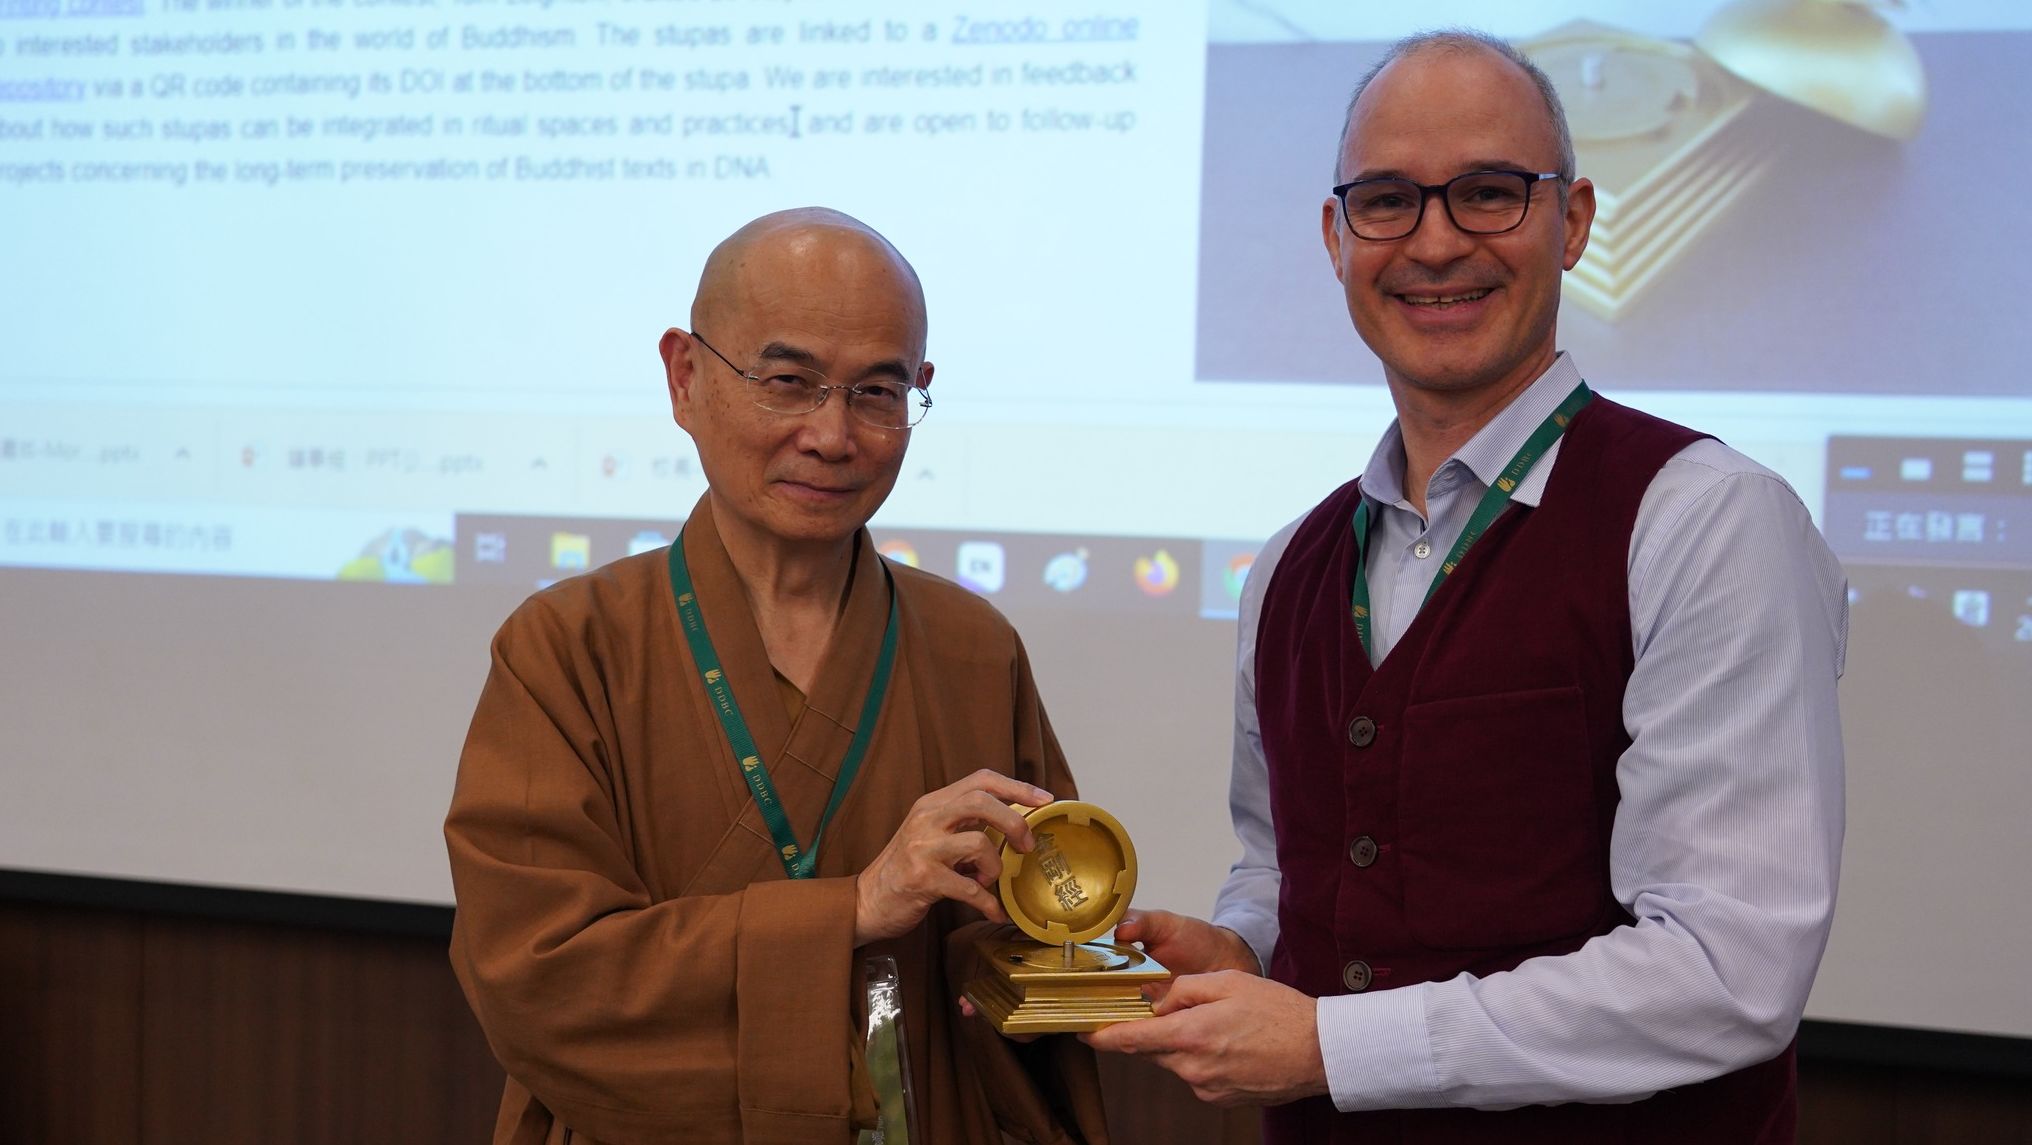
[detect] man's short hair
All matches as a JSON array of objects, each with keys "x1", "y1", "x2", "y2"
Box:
[{"x1": 1332, "y1": 28, "x2": 1576, "y2": 187}]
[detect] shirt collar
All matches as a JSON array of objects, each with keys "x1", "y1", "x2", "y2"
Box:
[
  {"x1": 1360, "y1": 352, "x2": 1584, "y2": 512},
  {"x1": 1359, "y1": 422, "x2": 1411, "y2": 508}
]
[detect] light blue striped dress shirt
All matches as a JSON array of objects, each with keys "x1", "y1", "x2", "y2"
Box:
[{"x1": 1211, "y1": 353, "x2": 1849, "y2": 1111}]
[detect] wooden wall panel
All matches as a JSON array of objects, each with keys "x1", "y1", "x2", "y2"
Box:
[
  {"x1": 4, "y1": 896, "x2": 2031, "y2": 1145},
  {"x1": 0, "y1": 904, "x2": 142, "y2": 1145},
  {"x1": 133, "y1": 915, "x2": 502, "y2": 1145},
  {"x1": 1099, "y1": 1054, "x2": 1259, "y2": 1145},
  {"x1": 1799, "y1": 1060, "x2": 2032, "y2": 1145}
]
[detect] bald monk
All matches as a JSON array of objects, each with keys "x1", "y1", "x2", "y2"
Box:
[{"x1": 446, "y1": 209, "x2": 1108, "y2": 1145}]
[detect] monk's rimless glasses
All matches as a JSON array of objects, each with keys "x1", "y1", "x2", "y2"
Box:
[{"x1": 691, "y1": 331, "x2": 932, "y2": 430}]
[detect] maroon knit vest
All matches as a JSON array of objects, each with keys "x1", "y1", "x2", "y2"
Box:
[{"x1": 1253, "y1": 396, "x2": 1796, "y2": 1144}]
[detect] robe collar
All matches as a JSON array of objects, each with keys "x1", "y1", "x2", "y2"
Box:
[{"x1": 677, "y1": 494, "x2": 894, "y2": 874}]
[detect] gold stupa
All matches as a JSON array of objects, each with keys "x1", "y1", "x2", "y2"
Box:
[{"x1": 961, "y1": 800, "x2": 1170, "y2": 1035}]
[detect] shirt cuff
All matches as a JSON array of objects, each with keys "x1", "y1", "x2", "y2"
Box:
[{"x1": 1318, "y1": 985, "x2": 1440, "y2": 1112}]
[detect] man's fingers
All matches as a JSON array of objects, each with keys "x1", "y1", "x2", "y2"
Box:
[
  {"x1": 1151, "y1": 970, "x2": 1239, "y2": 1017},
  {"x1": 1152, "y1": 972, "x2": 1230, "y2": 1015},
  {"x1": 929, "y1": 830, "x2": 1002, "y2": 889},
  {"x1": 1116, "y1": 908, "x2": 1184, "y2": 947},
  {"x1": 1084, "y1": 1011, "x2": 1187, "y2": 1056},
  {"x1": 943, "y1": 769, "x2": 1053, "y2": 824},
  {"x1": 995, "y1": 771, "x2": 1054, "y2": 808},
  {"x1": 948, "y1": 768, "x2": 1052, "y2": 806},
  {"x1": 866, "y1": 769, "x2": 1064, "y2": 936},
  {"x1": 939, "y1": 789, "x2": 1039, "y2": 851},
  {"x1": 931, "y1": 865, "x2": 1005, "y2": 922},
  {"x1": 1081, "y1": 1021, "x2": 1138, "y2": 1053}
]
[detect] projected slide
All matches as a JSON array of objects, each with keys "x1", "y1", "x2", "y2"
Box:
[{"x1": 2, "y1": 0, "x2": 1208, "y2": 579}]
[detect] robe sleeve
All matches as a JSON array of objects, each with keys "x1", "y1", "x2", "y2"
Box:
[
  {"x1": 946, "y1": 632, "x2": 1112, "y2": 1145},
  {"x1": 445, "y1": 597, "x2": 863, "y2": 1145}
]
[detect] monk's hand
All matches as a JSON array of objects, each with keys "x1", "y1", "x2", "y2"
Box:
[
  {"x1": 853, "y1": 769, "x2": 1052, "y2": 946},
  {"x1": 1080, "y1": 970, "x2": 1328, "y2": 1107},
  {"x1": 1113, "y1": 909, "x2": 1259, "y2": 1002}
]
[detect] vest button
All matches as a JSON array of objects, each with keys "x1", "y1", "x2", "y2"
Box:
[
  {"x1": 1342, "y1": 960, "x2": 1372, "y2": 993},
  {"x1": 1346, "y1": 716, "x2": 1376, "y2": 748},
  {"x1": 1349, "y1": 835, "x2": 1378, "y2": 868}
]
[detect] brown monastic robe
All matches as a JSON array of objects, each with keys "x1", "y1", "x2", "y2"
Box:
[{"x1": 446, "y1": 497, "x2": 1107, "y2": 1145}]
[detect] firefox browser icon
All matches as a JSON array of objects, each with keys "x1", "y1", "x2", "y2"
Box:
[{"x1": 1133, "y1": 548, "x2": 1180, "y2": 597}]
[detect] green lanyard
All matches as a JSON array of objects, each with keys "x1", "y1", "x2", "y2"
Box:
[
  {"x1": 1351, "y1": 381, "x2": 1593, "y2": 661},
  {"x1": 667, "y1": 533, "x2": 899, "y2": 880}
]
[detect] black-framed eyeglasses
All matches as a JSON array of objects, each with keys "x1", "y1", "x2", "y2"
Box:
[
  {"x1": 1332, "y1": 169, "x2": 1564, "y2": 241},
  {"x1": 691, "y1": 331, "x2": 932, "y2": 430}
]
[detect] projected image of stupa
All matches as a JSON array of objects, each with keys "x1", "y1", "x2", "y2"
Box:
[{"x1": 1523, "y1": 0, "x2": 1929, "y2": 321}]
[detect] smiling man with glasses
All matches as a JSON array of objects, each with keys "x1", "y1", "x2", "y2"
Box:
[
  {"x1": 1087, "y1": 30, "x2": 1846, "y2": 1145},
  {"x1": 447, "y1": 208, "x2": 1107, "y2": 1144}
]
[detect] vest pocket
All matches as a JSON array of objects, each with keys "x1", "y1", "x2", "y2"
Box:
[{"x1": 1397, "y1": 685, "x2": 1607, "y2": 951}]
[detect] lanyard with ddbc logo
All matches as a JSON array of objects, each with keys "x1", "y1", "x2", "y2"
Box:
[
  {"x1": 667, "y1": 532, "x2": 899, "y2": 879},
  {"x1": 1350, "y1": 381, "x2": 1594, "y2": 661}
]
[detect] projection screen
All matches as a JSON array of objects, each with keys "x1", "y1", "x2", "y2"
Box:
[{"x1": 4, "y1": 0, "x2": 2029, "y2": 1042}]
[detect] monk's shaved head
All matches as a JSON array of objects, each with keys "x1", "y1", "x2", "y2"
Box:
[
  {"x1": 691, "y1": 207, "x2": 926, "y2": 349},
  {"x1": 660, "y1": 207, "x2": 933, "y2": 556}
]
